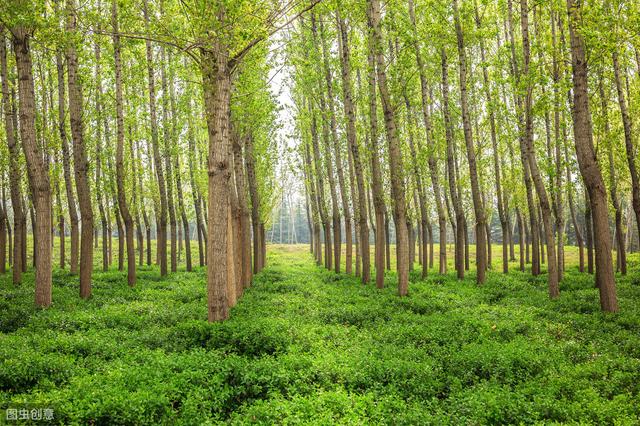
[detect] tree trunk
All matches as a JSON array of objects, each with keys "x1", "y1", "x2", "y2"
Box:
[
  {"x1": 453, "y1": 0, "x2": 486, "y2": 284},
  {"x1": 160, "y1": 47, "x2": 177, "y2": 274},
  {"x1": 567, "y1": 0, "x2": 618, "y2": 311},
  {"x1": 111, "y1": 0, "x2": 135, "y2": 285},
  {"x1": 0, "y1": 31, "x2": 24, "y2": 284},
  {"x1": 67, "y1": 0, "x2": 94, "y2": 299},
  {"x1": 441, "y1": 49, "x2": 465, "y2": 279},
  {"x1": 337, "y1": 14, "x2": 369, "y2": 282},
  {"x1": 233, "y1": 133, "x2": 251, "y2": 286},
  {"x1": 599, "y1": 75, "x2": 626, "y2": 275},
  {"x1": 369, "y1": 0, "x2": 409, "y2": 296},
  {"x1": 519, "y1": 0, "x2": 558, "y2": 297},
  {"x1": 309, "y1": 101, "x2": 332, "y2": 272},
  {"x1": 612, "y1": 50, "x2": 640, "y2": 248},
  {"x1": 366, "y1": 28, "x2": 386, "y2": 288},
  {"x1": 143, "y1": 0, "x2": 167, "y2": 276},
  {"x1": 404, "y1": 94, "x2": 429, "y2": 279},
  {"x1": 13, "y1": 27, "x2": 52, "y2": 306},
  {"x1": 316, "y1": 16, "x2": 346, "y2": 274},
  {"x1": 245, "y1": 132, "x2": 263, "y2": 272},
  {"x1": 474, "y1": 2, "x2": 508, "y2": 274}
]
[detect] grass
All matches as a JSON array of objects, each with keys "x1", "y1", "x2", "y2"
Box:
[{"x1": 1, "y1": 243, "x2": 639, "y2": 424}]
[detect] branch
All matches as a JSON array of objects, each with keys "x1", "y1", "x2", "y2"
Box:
[
  {"x1": 93, "y1": 29, "x2": 202, "y2": 64},
  {"x1": 229, "y1": 0, "x2": 323, "y2": 72}
]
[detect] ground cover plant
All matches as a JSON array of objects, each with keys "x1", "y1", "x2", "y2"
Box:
[{"x1": 1, "y1": 244, "x2": 639, "y2": 424}]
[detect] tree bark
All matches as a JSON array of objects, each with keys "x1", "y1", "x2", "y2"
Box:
[
  {"x1": 368, "y1": 0, "x2": 409, "y2": 296},
  {"x1": 598, "y1": 75, "x2": 626, "y2": 275},
  {"x1": 366, "y1": 27, "x2": 386, "y2": 288},
  {"x1": 453, "y1": 0, "x2": 486, "y2": 284},
  {"x1": 160, "y1": 46, "x2": 177, "y2": 273},
  {"x1": 519, "y1": 0, "x2": 558, "y2": 298},
  {"x1": 441, "y1": 49, "x2": 465, "y2": 279},
  {"x1": 111, "y1": 0, "x2": 135, "y2": 285},
  {"x1": 567, "y1": 0, "x2": 618, "y2": 312},
  {"x1": 13, "y1": 27, "x2": 52, "y2": 306},
  {"x1": 0, "y1": 31, "x2": 24, "y2": 284},
  {"x1": 474, "y1": 1, "x2": 508, "y2": 274},
  {"x1": 337, "y1": 13, "x2": 370, "y2": 283},
  {"x1": 143, "y1": 0, "x2": 168, "y2": 276}
]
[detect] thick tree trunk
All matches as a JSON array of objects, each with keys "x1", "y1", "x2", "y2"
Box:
[
  {"x1": 369, "y1": 0, "x2": 409, "y2": 296},
  {"x1": 201, "y1": 41, "x2": 232, "y2": 321},
  {"x1": 567, "y1": 0, "x2": 617, "y2": 312},
  {"x1": 13, "y1": 27, "x2": 52, "y2": 306}
]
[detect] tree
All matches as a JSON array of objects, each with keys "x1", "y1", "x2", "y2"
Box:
[{"x1": 566, "y1": 0, "x2": 617, "y2": 312}]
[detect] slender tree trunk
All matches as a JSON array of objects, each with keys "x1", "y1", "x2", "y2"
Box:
[
  {"x1": 143, "y1": 0, "x2": 167, "y2": 276},
  {"x1": 366, "y1": 30, "x2": 386, "y2": 288},
  {"x1": 519, "y1": 0, "x2": 558, "y2": 297},
  {"x1": 599, "y1": 75, "x2": 626, "y2": 275},
  {"x1": 316, "y1": 16, "x2": 346, "y2": 274},
  {"x1": 441, "y1": 49, "x2": 465, "y2": 279},
  {"x1": 111, "y1": 0, "x2": 135, "y2": 285},
  {"x1": 245, "y1": 132, "x2": 263, "y2": 272},
  {"x1": 160, "y1": 47, "x2": 177, "y2": 273},
  {"x1": 337, "y1": 13, "x2": 369, "y2": 282},
  {"x1": 0, "y1": 31, "x2": 23, "y2": 284},
  {"x1": 369, "y1": 0, "x2": 409, "y2": 295},
  {"x1": 309, "y1": 101, "x2": 332, "y2": 272},
  {"x1": 408, "y1": 0, "x2": 447, "y2": 275},
  {"x1": 232, "y1": 133, "x2": 251, "y2": 286},
  {"x1": 507, "y1": 0, "x2": 540, "y2": 277},
  {"x1": 584, "y1": 195, "x2": 594, "y2": 275},
  {"x1": 404, "y1": 94, "x2": 429, "y2": 279},
  {"x1": 612, "y1": 50, "x2": 640, "y2": 245},
  {"x1": 453, "y1": 0, "x2": 486, "y2": 284},
  {"x1": 67, "y1": 0, "x2": 94, "y2": 298},
  {"x1": 551, "y1": 12, "x2": 565, "y2": 282},
  {"x1": 474, "y1": 2, "x2": 507, "y2": 273},
  {"x1": 384, "y1": 210, "x2": 391, "y2": 271},
  {"x1": 55, "y1": 49, "x2": 79, "y2": 276},
  {"x1": 567, "y1": 0, "x2": 618, "y2": 311}
]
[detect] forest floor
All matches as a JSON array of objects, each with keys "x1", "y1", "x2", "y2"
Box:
[{"x1": 1, "y1": 244, "x2": 640, "y2": 424}]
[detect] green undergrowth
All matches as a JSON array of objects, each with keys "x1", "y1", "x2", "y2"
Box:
[{"x1": 1, "y1": 247, "x2": 639, "y2": 425}]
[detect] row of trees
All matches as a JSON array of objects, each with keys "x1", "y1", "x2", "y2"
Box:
[
  {"x1": 291, "y1": 0, "x2": 639, "y2": 313},
  {"x1": 0, "y1": 0, "x2": 290, "y2": 321}
]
